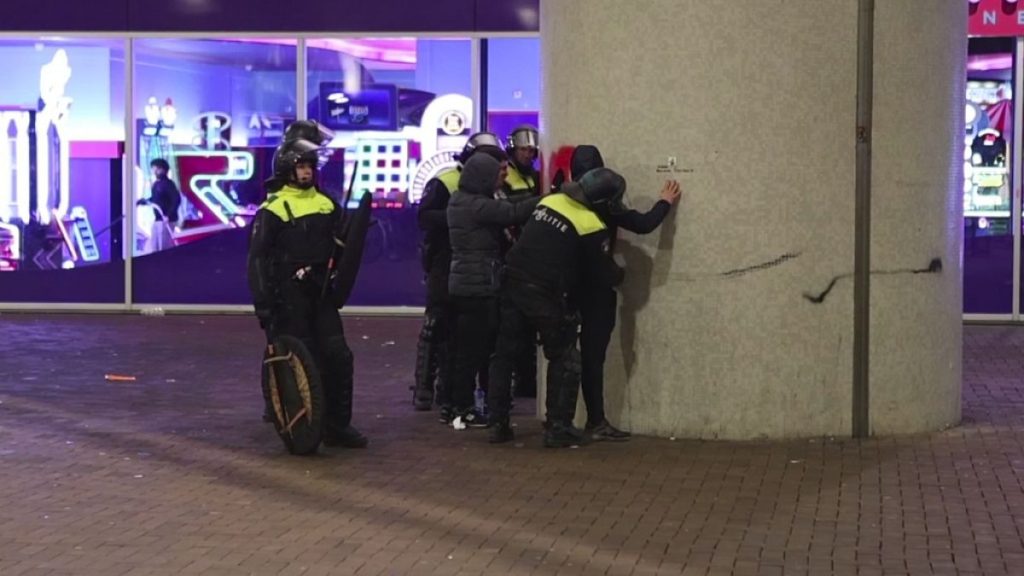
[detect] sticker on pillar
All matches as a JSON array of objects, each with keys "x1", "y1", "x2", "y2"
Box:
[{"x1": 656, "y1": 156, "x2": 692, "y2": 174}]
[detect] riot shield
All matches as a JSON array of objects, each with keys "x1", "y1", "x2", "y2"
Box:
[{"x1": 261, "y1": 335, "x2": 325, "y2": 455}]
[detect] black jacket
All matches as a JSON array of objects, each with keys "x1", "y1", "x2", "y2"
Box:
[
  {"x1": 417, "y1": 169, "x2": 460, "y2": 302},
  {"x1": 447, "y1": 154, "x2": 539, "y2": 298},
  {"x1": 569, "y1": 144, "x2": 672, "y2": 250},
  {"x1": 504, "y1": 192, "x2": 623, "y2": 300},
  {"x1": 246, "y1": 185, "x2": 341, "y2": 314},
  {"x1": 150, "y1": 177, "x2": 181, "y2": 224}
]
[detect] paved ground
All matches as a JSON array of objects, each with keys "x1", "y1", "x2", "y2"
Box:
[{"x1": 0, "y1": 315, "x2": 1023, "y2": 575}]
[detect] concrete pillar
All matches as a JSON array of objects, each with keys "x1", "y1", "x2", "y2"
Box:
[{"x1": 539, "y1": 0, "x2": 964, "y2": 438}]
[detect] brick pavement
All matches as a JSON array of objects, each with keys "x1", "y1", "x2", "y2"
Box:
[{"x1": 0, "y1": 315, "x2": 1022, "y2": 575}]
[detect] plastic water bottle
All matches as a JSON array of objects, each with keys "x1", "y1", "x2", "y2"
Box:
[{"x1": 474, "y1": 387, "x2": 487, "y2": 414}]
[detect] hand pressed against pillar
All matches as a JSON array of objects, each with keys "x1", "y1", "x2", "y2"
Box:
[{"x1": 660, "y1": 180, "x2": 681, "y2": 204}]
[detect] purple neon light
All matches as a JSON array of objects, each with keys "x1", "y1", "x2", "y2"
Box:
[
  {"x1": 968, "y1": 54, "x2": 1014, "y2": 72},
  {"x1": 227, "y1": 37, "x2": 419, "y2": 64}
]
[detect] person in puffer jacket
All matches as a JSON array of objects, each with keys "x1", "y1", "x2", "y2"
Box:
[
  {"x1": 446, "y1": 153, "x2": 540, "y2": 427},
  {"x1": 412, "y1": 133, "x2": 507, "y2": 424}
]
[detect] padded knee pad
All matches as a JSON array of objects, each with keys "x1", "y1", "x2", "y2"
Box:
[
  {"x1": 549, "y1": 346, "x2": 581, "y2": 391},
  {"x1": 322, "y1": 335, "x2": 354, "y2": 380},
  {"x1": 419, "y1": 311, "x2": 438, "y2": 338}
]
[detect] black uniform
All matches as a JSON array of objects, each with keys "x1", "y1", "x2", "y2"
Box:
[
  {"x1": 500, "y1": 163, "x2": 541, "y2": 399},
  {"x1": 247, "y1": 182, "x2": 365, "y2": 447},
  {"x1": 447, "y1": 154, "x2": 539, "y2": 424},
  {"x1": 413, "y1": 169, "x2": 461, "y2": 413},
  {"x1": 488, "y1": 182, "x2": 624, "y2": 447}
]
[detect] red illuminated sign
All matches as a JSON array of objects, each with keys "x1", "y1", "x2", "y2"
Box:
[{"x1": 970, "y1": 0, "x2": 1024, "y2": 37}]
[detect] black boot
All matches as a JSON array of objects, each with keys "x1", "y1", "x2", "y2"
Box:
[
  {"x1": 489, "y1": 416, "x2": 514, "y2": 444},
  {"x1": 413, "y1": 386, "x2": 433, "y2": 411},
  {"x1": 412, "y1": 316, "x2": 439, "y2": 411},
  {"x1": 323, "y1": 425, "x2": 368, "y2": 448},
  {"x1": 544, "y1": 358, "x2": 587, "y2": 448}
]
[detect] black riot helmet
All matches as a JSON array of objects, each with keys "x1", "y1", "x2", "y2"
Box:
[
  {"x1": 564, "y1": 167, "x2": 627, "y2": 219},
  {"x1": 282, "y1": 119, "x2": 335, "y2": 146},
  {"x1": 505, "y1": 124, "x2": 539, "y2": 172},
  {"x1": 456, "y1": 132, "x2": 506, "y2": 166},
  {"x1": 505, "y1": 124, "x2": 539, "y2": 154},
  {"x1": 272, "y1": 138, "x2": 321, "y2": 190}
]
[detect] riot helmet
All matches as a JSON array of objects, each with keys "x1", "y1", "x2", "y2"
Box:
[
  {"x1": 505, "y1": 124, "x2": 539, "y2": 172},
  {"x1": 456, "y1": 132, "x2": 506, "y2": 166},
  {"x1": 272, "y1": 138, "x2": 322, "y2": 190},
  {"x1": 283, "y1": 119, "x2": 335, "y2": 146},
  {"x1": 564, "y1": 167, "x2": 627, "y2": 219}
]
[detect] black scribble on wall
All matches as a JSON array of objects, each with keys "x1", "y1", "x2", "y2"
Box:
[
  {"x1": 719, "y1": 252, "x2": 802, "y2": 279},
  {"x1": 668, "y1": 251, "x2": 802, "y2": 283},
  {"x1": 803, "y1": 258, "x2": 943, "y2": 304}
]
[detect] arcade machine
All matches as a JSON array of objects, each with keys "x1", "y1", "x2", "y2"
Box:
[
  {"x1": 134, "y1": 108, "x2": 258, "y2": 253},
  {"x1": 0, "y1": 223, "x2": 20, "y2": 271},
  {"x1": 970, "y1": 127, "x2": 1008, "y2": 209},
  {"x1": 137, "y1": 96, "x2": 176, "y2": 192},
  {"x1": 177, "y1": 111, "x2": 254, "y2": 234},
  {"x1": 0, "y1": 49, "x2": 104, "y2": 271},
  {"x1": 316, "y1": 82, "x2": 474, "y2": 208},
  {"x1": 317, "y1": 82, "x2": 473, "y2": 261},
  {"x1": 964, "y1": 79, "x2": 1013, "y2": 238}
]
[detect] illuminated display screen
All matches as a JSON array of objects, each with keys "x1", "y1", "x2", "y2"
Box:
[{"x1": 319, "y1": 83, "x2": 399, "y2": 132}]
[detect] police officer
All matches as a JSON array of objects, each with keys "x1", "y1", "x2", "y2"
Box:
[
  {"x1": 413, "y1": 133, "x2": 507, "y2": 423},
  {"x1": 567, "y1": 145, "x2": 681, "y2": 442},
  {"x1": 501, "y1": 124, "x2": 542, "y2": 399},
  {"x1": 447, "y1": 153, "x2": 540, "y2": 427},
  {"x1": 504, "y1": 124, "x2": 540, "y2": 198},
  {"x1": 247, "y1": 122, "x2": 367, "y2": 449},
  {"x1": 488, "y1": 168, "x2": 627, "y2": 448}
]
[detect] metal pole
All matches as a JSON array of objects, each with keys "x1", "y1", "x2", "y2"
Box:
[
  {"x1": 1012, "y1": 38, "x2": 1023, "y2": 319},
  {"x1": 853, "y1": 0, "x2": 875, "y2": 438},
  {"x1": 124, "y1": 37, "x2": 134, "y2": 309},
  {"x1": 297, "y1": 38, "x2": 307, "y2": 121}
]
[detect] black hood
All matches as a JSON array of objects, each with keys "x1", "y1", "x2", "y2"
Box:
[
  {"x1": 570, "y1": 145, "x2": 605, "y2": 181},
  {"x1": 459, "y1": 153, "x2": 500, "y2": 195}
]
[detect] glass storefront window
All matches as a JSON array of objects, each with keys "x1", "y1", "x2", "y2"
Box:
[
  {"x1": 131, "y1": 38, "x2": 297, "y2": 304},
  {"x1": 965, "y1": 37, "x2": 1015, "y2": 314},
  {"x1": 486, "y1": 38, "x2": 540, "y2": 147},
  {"x1": 307, "y1": 37, "x2": 474, "y2": 306},
  {"x1": 0, "y1": 38, "x2": 126, "y2": 303}
]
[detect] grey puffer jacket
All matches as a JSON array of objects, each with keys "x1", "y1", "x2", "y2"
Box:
[{"x1": 447, "y1": 154, "x2": 540, "y2": 298}]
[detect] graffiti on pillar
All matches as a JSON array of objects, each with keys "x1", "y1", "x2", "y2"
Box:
[{"x1": 803, "y1": 258, "x2": 944, "y2": 304}]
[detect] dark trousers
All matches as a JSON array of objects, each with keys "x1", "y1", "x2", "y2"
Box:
[
  {"x1": 271, "y1": 279, "x2": 355, "y2": 433},
  {"x1": 578, "y1": 288, "x2": 617, "y2": 426},
  {"x1": 489, "y1": 283, "x2": 580, "y2": 426},
  {"x1": 413, "y1": 300, "x2": 454, "y2": 406},
  {"x1": 512, "y1": 331, "x2": 538, "y2": 398},
  {"x1": 451, "y1": 296, "x2": 499, "y2": 412}
]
